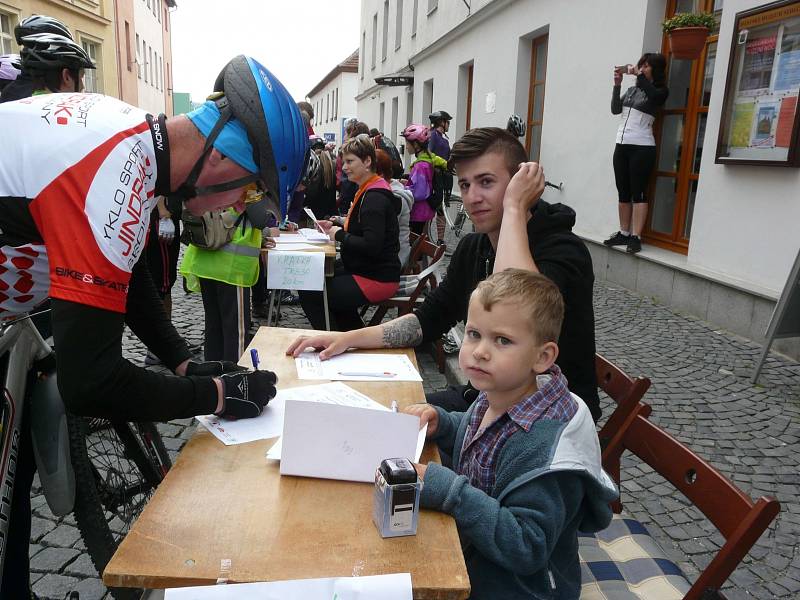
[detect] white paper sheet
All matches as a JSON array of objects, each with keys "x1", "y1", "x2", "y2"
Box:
[
  {"x1": 269, "y1": 243, "x2": 320, "y2": 251},
  {"x1": 278, "y1": 400, "x2": 423, "y2": 482},
  {"x1": 295, "y1": 352, "x2": 423, "y2": 382},
  {"x1": 198, "y1": 383, "x2": 384, "y2": 446},
  {"x1": 271, "y1": 233, "x2": 306, "y2": 243},
  {"x1": 267, "y1": 422, "x2": 427, "y2": 463},
  {"x1": 267, "y1": 250, "x2": 325, "y2": 291},
  {"x1": 299, "y1": 227, "x2": 330, "y2": 242},
  {"x1": 165, "y1": 572, "x2": 413, "y2": 599}
]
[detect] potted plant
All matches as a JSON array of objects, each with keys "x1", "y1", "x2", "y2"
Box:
[{"x1": 663, "y1": 12, "x2": 716, "y2": 60}]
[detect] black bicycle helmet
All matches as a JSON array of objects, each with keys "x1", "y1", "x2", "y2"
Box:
[
  {"x1": 429, "y1": 110, "x2": 452, "y2": 125},
  {"x1": 20, "y1": 33, "x2": 95, "y2": 72},
  {"x1": 15, "y1": 15, "x2": 72, "y2": 45},
  {"x1": 507, "y1": 113, "x2": 526, "y2": 138}
]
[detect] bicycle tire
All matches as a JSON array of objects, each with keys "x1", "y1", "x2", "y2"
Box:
[{"x1": 67, "y1": 416, "x2": 171, "y2": 600}]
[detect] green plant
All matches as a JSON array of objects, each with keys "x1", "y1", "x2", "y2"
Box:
[{"x1": 662, "y1": 12, "x2": 716, "y2": 32}]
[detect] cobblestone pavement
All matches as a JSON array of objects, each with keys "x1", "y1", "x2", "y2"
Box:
[{"x1": 28, "y1": 249, "x2": 800, "y2": 599}]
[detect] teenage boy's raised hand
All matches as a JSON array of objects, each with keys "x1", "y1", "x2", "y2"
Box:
[
  {"x1": 403, "y1": 403, "x2": 439, "y2": 437},
  {"x1": 503, "y1": 162, "x2": 545, "y2": 215}
]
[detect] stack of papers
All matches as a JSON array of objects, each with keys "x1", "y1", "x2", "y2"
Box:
[
  {"x1": 298, "y1": 228, "x2": 330, "y2": 243},
  {"x1": 165, "y1": 572, "x2": 413, "y2": 599},
  {"x1": 197, "y1": 382, "x2": 384, "y2": 446},
  {"x1": 295, "y1": 352, "x2": 423, "y2": 382}
]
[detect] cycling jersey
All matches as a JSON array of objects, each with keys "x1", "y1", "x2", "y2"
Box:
[{"x1": 0, "y1": 93, "x2": 166, "y2": 317}]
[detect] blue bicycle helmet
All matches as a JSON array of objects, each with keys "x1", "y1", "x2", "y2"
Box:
[{"x1": 212, "y1": 55, "x2": 309, "y2": 219}]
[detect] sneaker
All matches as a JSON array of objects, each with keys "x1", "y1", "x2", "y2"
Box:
[
  {"x1": 280, "y1": 290, "x2": 299, "y2": 305},
  {"x1": 626, "y1": 236, "x2": 642, "y2": 254},
  {"x1": 603, "y1": 231, "x2": 630, "y2": 247},
  {"x1": 144, "y1": 350, "x2": 161, "y2": 366}
]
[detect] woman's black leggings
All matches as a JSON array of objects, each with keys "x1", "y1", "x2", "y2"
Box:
[
  {"x1": 613, "y1": 143, "x2": 656, "y2": 203},
  {"x1": 299, "y1": 264, "x2": 370, "y2": 331}
]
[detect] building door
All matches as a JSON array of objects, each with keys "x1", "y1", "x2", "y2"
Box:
[
  {"x1": 645, "y1": 0, "x2": 723, "y2": 254},
  {"x1": 526, "y1": 34, "x2": 548, "y2": 161}
]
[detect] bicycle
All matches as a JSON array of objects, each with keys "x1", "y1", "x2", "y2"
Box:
[{"x1": 0, "y1": 311, "x2": 171, "y2": 600}]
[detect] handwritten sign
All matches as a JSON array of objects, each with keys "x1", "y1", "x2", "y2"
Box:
[{"x1": 267, "y1": 250, "x2": 324, "y2": 291}]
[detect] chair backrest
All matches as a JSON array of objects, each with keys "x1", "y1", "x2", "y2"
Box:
[
  {"x1": 402, "y1": 232, "x2": 427, "y2": 275},
  {"x1": 595, "y1": 353, "x2": 651, "y2": 449},
  {"x1": 603, "y1": 404, "x2": 780, "y2": 600},
  {"x1": 396, "y1": 240, "x2": 446, "y2": 301}
]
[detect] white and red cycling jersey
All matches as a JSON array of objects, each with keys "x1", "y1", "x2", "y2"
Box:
[{"x1": 0, "y1": 93, "x2": 161, "y2": 317}]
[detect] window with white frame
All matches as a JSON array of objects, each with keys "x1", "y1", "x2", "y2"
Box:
[
  {"x1": 136, "y1": 33, "x2": 141, "y2": 78},
  {"x1": 0, "y1": 11, "x2": 15, "y2": 55},
  {"x1": 371, "y1": 13, "x2": 377, "y2": 69},
  {"x1": 412, "y1": 0, "x2": 418, "y2": 36},
  {"x1": 148, "y1": 46, "x2": 153, "y2": 86},
  {"x1": 361, "y1": 31, "x2": 366, "y2": 78},
  {"x1": 396, "y1": 0, "x2": 403, "y2": 50},
  {"x1": 382, "y1": 1, "x2": 388, "y2": 61},
  {"x1": 81, "y1": 39, "x2": 102, "y2": 93},
  {"x1": 143, "y1": 39, "x2": 148, "y2": 82}
]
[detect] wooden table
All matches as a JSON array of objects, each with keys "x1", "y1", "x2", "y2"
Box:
[
  {"x1": 103, "y1": 327, "x2": 470, "y2": 599},
  {"x1": 262, "y1": 242, "x2": 337, "y2": 330}
]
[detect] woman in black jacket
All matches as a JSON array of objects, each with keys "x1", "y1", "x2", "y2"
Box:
[
  {"x1": 299, "y1": 134, "x2": 400, "y2": 331},
  {"x1": 604, "y1": 52, "x2": 668, "y2": 254}
]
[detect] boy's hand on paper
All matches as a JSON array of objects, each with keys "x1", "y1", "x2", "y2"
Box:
[
  {"x1": 503, "y1": 162, "x2": 545, "y2": 214},
  {"x1": 286, "y1": 332, "x2": 350, "y2": 360},
  {"x1": 317, "y1": 220, "x2": 334, "y2": 233},
  {"x1": 403, "y1": 403, "x2": 438, "y2": 437},
  {"x1": 412, "y1": 462, "x2": 427, "y2": 480}
]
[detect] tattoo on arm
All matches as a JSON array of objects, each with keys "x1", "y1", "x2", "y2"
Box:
[{"x1": 381, "y1": 314, "x2": 423, "y2": 348}]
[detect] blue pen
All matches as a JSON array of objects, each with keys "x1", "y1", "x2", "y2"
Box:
[{"x1": 250, "y1": 348, "x2": 260, "y2": 370}]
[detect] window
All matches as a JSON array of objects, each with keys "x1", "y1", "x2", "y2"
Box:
[
  {"x1": 412, "y1": 0, "x2": 418, "y2": 36},
  {"x1": 136, "y1": 34, "x2": 141, "y2": 78},
  {"x1": 396, "y1": 0, "x2": 404, "y2": 50},
  {"x1": 382, "y1": 1, "x2": 389, "y2": 61},
  {"x1": 427, "y1": 0, "x2": 438, "y2": 16},
  {"x1": 422, "y1": 79, "x2": 434, "y2": 119},
  {"x1": 166, "y1": 61, "x2": 171, "y2": 93},
  {"x1": 0, "y1": 11, "x2": 14, "y2": 55},
  {"x1": 81, "y1": 39, "x2": 102, "y2": 93},
  {"x1": 143, "y1": 39, "x2": 148, "y2": 82},
  {"x1": 361, "y1": 31, "x2": 366, "y2": 79},
  {"x1": 716, "y1": 0, "x2": 800, "y2": 166},
  {"x1": 334, "y1": 88, "x2": 338, "y2": 119},
  {"x1": 164, "y1": 7, "x2": 169, "y2": 31},
  {"x1": 326, "y1": 93, "x2": 330, "y2": 122},
  {"x1": 372, "y1": 14, "x2": 378, "y2": 69},
  {"x1": 147, "y1": 0, "x2": 151, "y2": 9},
  {"x1": 148, "y1": 46, "x2": 153, "y2": 86},
  {"x1": 525, "y1": 35, "x2": 548, "y2": 162},
  {"x1": 390, "y1": 97, "x2": 398, "y2": 143},
  {"x1": 125, "y1": 22, "x2": 133, "y2": 71},
  {"x1": 161, "y1": 56, "x2": 165, "y2": 91},
  {"x1": 379, "y1": 101, "x2": 385, "y2": 133}
]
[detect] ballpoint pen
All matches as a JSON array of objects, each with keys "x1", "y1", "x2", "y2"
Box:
[
  {"x1": 337, "y1": 371, "x2": 397, "y2": 378},
  {"x1": 251, "y1": 348, "x2": 260, "y2": 370}
]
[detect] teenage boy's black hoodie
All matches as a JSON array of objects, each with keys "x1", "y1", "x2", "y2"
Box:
[{"x1": 414, "y1": 199, "x2": 601, "y2": 420}]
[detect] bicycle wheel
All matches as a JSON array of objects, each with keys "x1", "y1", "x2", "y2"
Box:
[{"x1": 67, "y1": 417, "x2": 172, "y2": 600}]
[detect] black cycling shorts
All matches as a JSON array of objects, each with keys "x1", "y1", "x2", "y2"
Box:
[{"x1": 613, "y1": 143, "x2": 656, "y2": 204}]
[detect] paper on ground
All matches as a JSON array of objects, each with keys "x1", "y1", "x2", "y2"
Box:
[
  {"x1": 295, "y1": 351, "x2": 423, "y2": 381},
  {"x1": 198, "y1": 383, "x2": 384, "y2": 446},
  {"x1": 165, "y1": 572, "x2": 412, "y2": 599},
  {"x1": 267, "y1": 422, "x2": 427, "y2": 463},
  {"x1": 277, "y1": 400, "x2": 426, "y2": 482}
]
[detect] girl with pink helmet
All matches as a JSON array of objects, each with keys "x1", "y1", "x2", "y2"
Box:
[{"x1": 401, "y1": 123, "x2": 446, "y2": 235}]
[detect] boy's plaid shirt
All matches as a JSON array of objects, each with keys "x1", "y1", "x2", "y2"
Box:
[{"x1": 457, "y1": 365, "x2": 577, "y2": 495}]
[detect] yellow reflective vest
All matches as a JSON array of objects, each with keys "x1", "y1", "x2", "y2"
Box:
[{"x1": 179, "y1": 210, "x2": 262, "y2": 292}]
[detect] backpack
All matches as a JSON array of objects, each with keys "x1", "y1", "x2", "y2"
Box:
[
  {"x1": 416, "y1": 151, "x2": 451, "y2": 212},
  {"x1": 180, "y1": 209, "x2": 243, "y2": 249}
]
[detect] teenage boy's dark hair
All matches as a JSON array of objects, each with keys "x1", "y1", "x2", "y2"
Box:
[{"x1": 449, "y1": 127, "x2": 528, "y2": 177}]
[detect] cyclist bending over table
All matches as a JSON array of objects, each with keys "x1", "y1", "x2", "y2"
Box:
[{"x1": 0, "y1": 47, "x2": 308, "y2": 597}]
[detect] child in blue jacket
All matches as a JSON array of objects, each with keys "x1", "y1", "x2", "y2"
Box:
[{"x1": 405, "y1": 269, "x2": 617, "y2": 599}]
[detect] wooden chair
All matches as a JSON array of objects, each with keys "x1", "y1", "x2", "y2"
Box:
[
  {"x1": 580, "y1": 402, "x2": 781, "y2": 600},
  {"x1": 367, "y1": 239, "x2": 447, "y2": 371},
  {"x1": 595, "y1": 353, "x2": 652, "y2": 450}
]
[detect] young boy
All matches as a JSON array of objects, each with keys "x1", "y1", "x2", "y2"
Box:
[{"x1": 405, "y1": 269, "x2": 616, "y2": 600}]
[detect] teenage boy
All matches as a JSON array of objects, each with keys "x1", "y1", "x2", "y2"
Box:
[
  {"x1": 287, "y1": 127, "x2": 601, "y2": 421},
  {"x1": 406, "y1": 270, "x2": 615, "y2": 599}
]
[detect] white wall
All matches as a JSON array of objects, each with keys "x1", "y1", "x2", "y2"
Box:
[
  {"x1": 134, "y1": 0, "x2": 166, "y2": 114},
  {"x1": 689, "y1": 0, "x2": 800, "y2": 292},
  {"x1": 358, "y1": 0, "x2": 800, "y2": 292},
  {"x1": 309, "y1": 72, "x2": 359, "y2": 145}
]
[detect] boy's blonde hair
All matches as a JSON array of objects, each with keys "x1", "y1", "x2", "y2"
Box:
[
  {"x1": 473, "y1": 269, "x2": 564, "y2": 343},
  {"x1": 340, "y1": 134, "x2": 376, "y2": 171}
]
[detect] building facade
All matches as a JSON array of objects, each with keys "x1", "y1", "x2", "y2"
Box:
[
  {"x1": 1, "y1": 0, "x2": 176, "y2": 114},
  {"x1": 0, "y1": 0, "x2": 118, "y2": 95},
  {"x1": 306, "y1": 49, "x2": 359, "y2": 144},
  {"x1": 358, "y1": 0, "x2": 800, "y2": 358}
]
